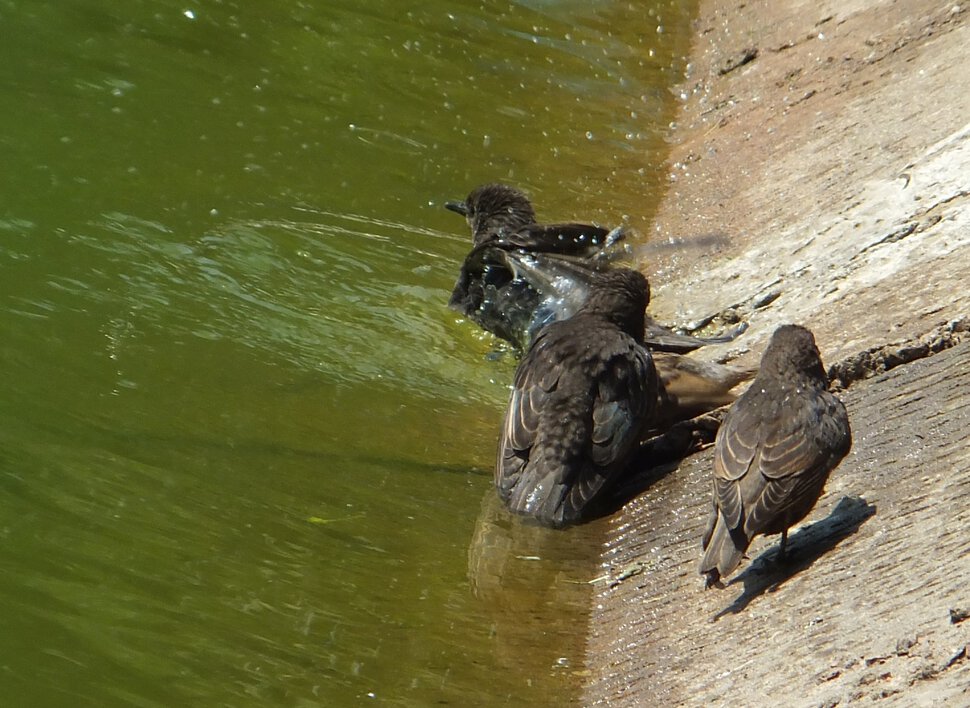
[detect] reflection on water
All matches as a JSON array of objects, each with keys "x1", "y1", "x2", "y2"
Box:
[
  {"x1": 468, "y1": 491, "x2": 606, "y2": 696},
  {"x1": 0, "y1": 0, "x2": 694, "y2": 704}
]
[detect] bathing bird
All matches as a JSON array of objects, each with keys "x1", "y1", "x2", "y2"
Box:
[
  {"x1": 496, "y1": 268, "x2": 658, "y2": 527},
  {"x1": 445, "y1": 182, "x2": 743, "y2": 353}
]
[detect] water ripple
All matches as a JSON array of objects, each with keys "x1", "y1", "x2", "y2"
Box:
[{"x1": 58, "y1": 210, "x2": 505, "y2": 405}]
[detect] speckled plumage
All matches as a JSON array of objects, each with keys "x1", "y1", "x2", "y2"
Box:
[
  {"x1": 446, "y1": 183, "x2": 742, "y2": 353},
  {"x1": 496, "y1": 269, "x2": 658, "y2": 527},
  {"x1": 700, "y1": 324, "x2": 852, "y2": 587}
]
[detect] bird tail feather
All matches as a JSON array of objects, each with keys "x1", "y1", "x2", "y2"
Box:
[{"x1": 700, "y1": 515, "x2": 746, "y2": 587}]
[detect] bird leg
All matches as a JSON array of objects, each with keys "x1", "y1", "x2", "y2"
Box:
[{"x1": 777, "y1": 528, "x2": 789, "y2": 562}]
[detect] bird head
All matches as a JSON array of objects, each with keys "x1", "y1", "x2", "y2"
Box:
[
  {"x1": 760, "y1": 324, "x2": 828, "y2": 384},
  {"x1": 445, "y1": 183, "x2": 537, "y2": 244},
  {"x1": 580, "y1": 268, "x2": 650, "y2": 341}
]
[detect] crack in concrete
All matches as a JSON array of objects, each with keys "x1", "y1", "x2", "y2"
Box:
[{"x1": 828, "y1": 315, "x2": 970, "y2": 391}]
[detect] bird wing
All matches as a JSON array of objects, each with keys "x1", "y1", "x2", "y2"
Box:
[
  {"x1": 448, "y1": 243, "x2": 510, "y2": 314},
  {"x1": 549, "y1": 339, "x2": 653, "y2": 521},
  {"x1": 653, "y1": 352, "x2": 754, "y2": 429},
  {"x1": 496, "y1": 324, "x2": 591, "y2": 523},
  {"x1": 718, "y1": 389, "x2": 851, "y2": 538},
  {"x1": 645, "y1": 318, "x2": 750, "y2": 354},
  {"x1": 504, "y1": 222, "x2": 616, "y2": 257},
  {"x1": 496, "y1": 324, "x2": 654, "y2": 526},
  {"x1": 757, "y1": 390, "x2": 851, "y2": 480},
  {"x1": 449, "y1": 244, "x2": 544, "y2": 347},
  {"x1": 590, "y1": 344, "x2": 656, "y2": 466},
  {"x1": 712, "y1": 392, "x2": 764, "y2": 531},
  {"x1": 496, "y1": 329, "x2": 565, "y2": 480}
]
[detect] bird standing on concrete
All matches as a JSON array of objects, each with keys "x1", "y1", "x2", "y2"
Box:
[
  {"x1": 496, "y1": 268, "x2": 658, "y2": 527},
  {"x1": 700, "y1": 324, "x2": 852, "y2": 587}
]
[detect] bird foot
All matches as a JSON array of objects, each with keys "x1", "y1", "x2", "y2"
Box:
[{"x1": 703, "y1": 570, "x2": 725, "y2": 590}]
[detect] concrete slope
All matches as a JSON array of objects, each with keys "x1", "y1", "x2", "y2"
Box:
[{"x1": 584, "y1": 0, "x2": 970, "y2": 704}]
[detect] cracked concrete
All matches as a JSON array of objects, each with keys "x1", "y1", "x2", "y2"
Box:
[
  {"x1": 642, "y1": 0, "x2": 970, "y2": 366},
  {"x1": 583, "y1": 0, "x2": 970, "y2": 704},
  {"x1": 584, "y1": 334, "x2": 970, "y2": 707}
]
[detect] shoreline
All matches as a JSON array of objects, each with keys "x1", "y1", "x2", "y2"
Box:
[{"x1": 582, "y1": 0, "x2": 970, "y2": 704}]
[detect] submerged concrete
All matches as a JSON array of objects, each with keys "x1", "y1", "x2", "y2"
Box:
[{"x1": 583, "y1": 0, "x2": 970, "y2": 704}]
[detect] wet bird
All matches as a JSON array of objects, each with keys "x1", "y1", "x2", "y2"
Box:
[
  {"x1": 445, "y1": 182, "x2": 624, "y2": 255},
  {"x1": 446, "y1": 182, "x2": 536, "y2": 247},
  {"x1": 445, "y1": 183, "x2": 743, "y2": 352},
  {"x1": 699, "y1": 324, "x2": 852, "y2": 588},
  {"x1": 449, "y1": 245, "x2": 616, "y2": 349},
  {"x1": 467, "y1": 246, "x2": 753, "y2": 424},
  {"x1": 496, "y1": 268, "x2": 658, "y2": 528},
  {"x1": 446, "y1": 183, "x2": 626, "y2": 349}
]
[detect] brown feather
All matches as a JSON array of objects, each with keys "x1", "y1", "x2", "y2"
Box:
[{"x1": 700, "y1": 325, "x2": 851, "y2": 586}]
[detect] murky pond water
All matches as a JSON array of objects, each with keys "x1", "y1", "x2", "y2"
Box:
[{"x1": 0, "y1": 0, "x2": 694, "y2": 704}]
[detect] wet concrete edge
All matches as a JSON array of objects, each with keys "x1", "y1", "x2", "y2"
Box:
[{"x1": 583, "y1": 0, "x2": 970, "y2": 705}]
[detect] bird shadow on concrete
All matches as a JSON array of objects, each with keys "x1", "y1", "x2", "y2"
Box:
[{"x1": 712, "y1": 495, "x2": 876, "y2": 620}]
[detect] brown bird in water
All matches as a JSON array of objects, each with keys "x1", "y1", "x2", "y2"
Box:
[
  {"x1": 445, "y1": 182, "x2": 622, "y2": 254},
  {"x1": 446, "y1": 183, "x2": 627, "y2": 348},
  {"x1": 699, "y1": 324, "x2": 852, "y2": 588},
  {"x1": 445, "y1": 183, "x2": 745, "y2": 352},
  {"x1": 496, "y1": 268, "x2": 658, "y2": 527}
]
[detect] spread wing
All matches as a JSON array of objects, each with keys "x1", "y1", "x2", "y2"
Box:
[
  {"x1": 448, "y1": 244, "x2": 540, "y2": 347},
  {"x1": 644, "y1": 317, "x2": 749, "y2": 353},
  {"x1": 653, "y1": 352, "x2": 754, "y2": 429},
  {"x1": 504, "y1": 222, "x2": 610, "y2": 254},
  {"x1": 448, "y1": 243, "x2": 514, "y2": 315}
]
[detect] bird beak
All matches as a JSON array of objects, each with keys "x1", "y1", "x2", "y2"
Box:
[{"x1": 444, "y1": 200, "x2": 468, "y2": 216}]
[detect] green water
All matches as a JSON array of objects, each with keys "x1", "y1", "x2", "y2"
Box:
[{"x1": 0, "y1": 1, "x2": 694, "y2": 704}]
